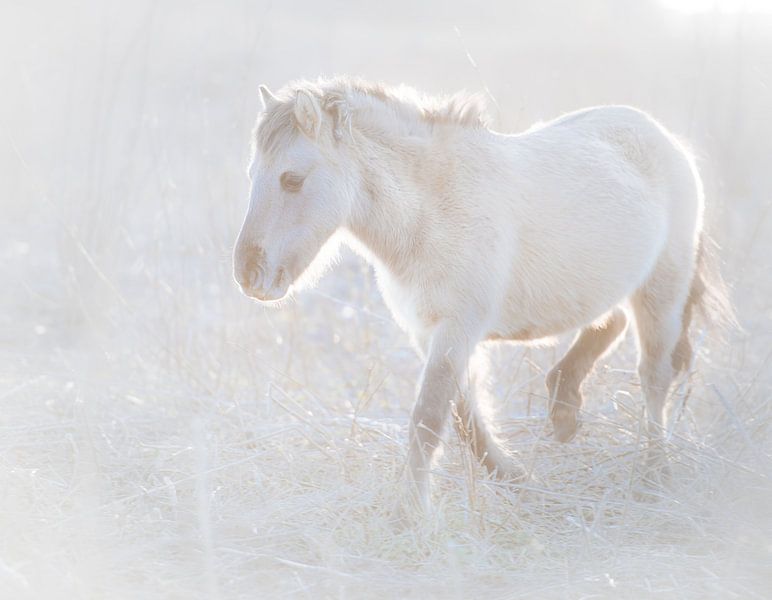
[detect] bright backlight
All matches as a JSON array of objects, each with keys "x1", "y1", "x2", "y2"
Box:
[{"x1": 661, "y1": 0, "x2": 772, "y2": 13}]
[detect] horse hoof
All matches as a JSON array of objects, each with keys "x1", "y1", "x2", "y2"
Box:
[
  {"x1": 495, "y1": 462, "x2": 527, "y2": 483},
  {"x1": 551, "y1": 406, "x2": 578, "y2": 442}
]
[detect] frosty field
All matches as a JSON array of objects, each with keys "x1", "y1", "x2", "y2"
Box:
[{"x1": 1, "y1": 1, "x2": 771, "y2": 598}]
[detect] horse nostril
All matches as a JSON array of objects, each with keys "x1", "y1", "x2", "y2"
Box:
[
  {"x1": 239, "y1": 246, "x2": 263, "y2": 278},
  {"x1": 274, "y1": 267, "x2": 285, "y2": 288},
  {"x1": 250, "y1": 265, "x2": 265, "y2": 289},
  {"x1": 235, "y1": 244, "x2": 265, "y2": 284},
  {"x1": 252, "y1": 245, "x2": 266, "y2": 261}
]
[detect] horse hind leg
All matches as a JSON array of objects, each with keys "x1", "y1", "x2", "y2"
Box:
[
  {"x1": 671, "y1": 273, "x2": 699, "y2": 374},
  {"x1": 547, "y1": 307, "x2": 628, "y2": 442},
  {"x1": 631, "y1": 260, "x2": 692, "y2": 476}
]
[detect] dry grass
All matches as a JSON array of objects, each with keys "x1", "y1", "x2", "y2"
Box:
[{"x1": 2, "y1": 244, "x2": 770, "y2": 598}]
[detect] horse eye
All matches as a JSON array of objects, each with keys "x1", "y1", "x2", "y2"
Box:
[{"x1": 280, "y1": 171, "x2": 305, "y2": 193}]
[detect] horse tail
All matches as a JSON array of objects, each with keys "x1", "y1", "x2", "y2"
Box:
[{"x1": 672, "y1": 232, "x2": 738, "y2": 373}]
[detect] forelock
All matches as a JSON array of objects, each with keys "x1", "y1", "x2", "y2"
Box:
[{"x1": 254, "y1": 100, "x2": 300, "y2": 159}]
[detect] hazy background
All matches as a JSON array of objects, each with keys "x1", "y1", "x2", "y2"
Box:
[{"x1": 1, "y1": 1, "x2": 770, "y2": 598}]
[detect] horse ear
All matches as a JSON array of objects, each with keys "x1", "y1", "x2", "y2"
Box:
[
  {"x1": 293, "y1": 89, "x2": 322, "y2": 139},
  {"x1": 323, "y1": 94, "x2": 351, "y2": 142},
  {"x1": 259, "y1": 85, "x2": 279, "y2": 111}
]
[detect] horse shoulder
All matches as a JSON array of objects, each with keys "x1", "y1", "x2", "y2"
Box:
[{"x1": 380, "y1": 218, "x2": 505, "y2": 348}]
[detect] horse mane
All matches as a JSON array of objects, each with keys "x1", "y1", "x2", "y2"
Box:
[{"x1": 255, "y1": 76, "x2": 491, "y2": 157}]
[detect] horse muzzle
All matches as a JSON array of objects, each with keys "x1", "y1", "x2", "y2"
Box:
[
  {"x1": 234, "y1": 259, "x2": 291, "y2": 303},
  {"x1": 242, "y1": 267, "x2": 290, "y2": 302}
]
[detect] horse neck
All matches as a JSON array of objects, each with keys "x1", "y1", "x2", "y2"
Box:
[{"x1": 344, "y1": 126, "x2": 435, "y2": 276}]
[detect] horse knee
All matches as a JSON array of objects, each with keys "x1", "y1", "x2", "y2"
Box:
[
  {"x1": 409, "y1": 402, "x2": 445, "y2": 457},
  {"x1": 671, "y1": 334, "x2": 693, "y2": 373},
  {"x1": 551, "y1": 399, "x2": 580, "y2": 442},
  {"x1": 548, "y1": 309, "x2": 627, "y2": 397},
  {"x1": 639, "y1": 354, "x2": 674, "y2": 393},
  {"x1": 602, "y1": 307, "x2": 628, "y2": 338},
  {"x1": 638, "y1": 354, "x2": 676, "y2": 430},
  {"x1": 546, "y1": 364, "x2": 579, "y2": 399},
  {"x1": 546, "y1": 367, "x2": 583, "y2": 442},
  {"x1": 548, "y1": 377, "x2": 581, "y2": 442}
]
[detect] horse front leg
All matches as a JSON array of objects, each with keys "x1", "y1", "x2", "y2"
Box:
[{"x1": 407, "y1": 321, "x2": 478, "y2": 512}]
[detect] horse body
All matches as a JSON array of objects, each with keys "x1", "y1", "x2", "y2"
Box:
[
  {"x1": 352, "y1": 104, "x2": 696, "y2": 347},
  {"x1": 234, "y1": 78, "x2": 723, "y2": 510},
  {"x1": 491, "y1": 107, "x2": 692, "y2": 342}
]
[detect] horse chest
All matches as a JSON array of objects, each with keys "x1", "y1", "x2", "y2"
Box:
[{"x1": 376, "y1": 268, "x2": 439, "y2": 345}]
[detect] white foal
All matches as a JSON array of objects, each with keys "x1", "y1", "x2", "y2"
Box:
[{"x1": 233, "y1": 77, "x2": 731, "y2": 510}]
